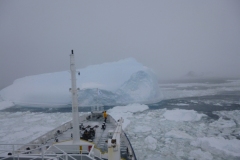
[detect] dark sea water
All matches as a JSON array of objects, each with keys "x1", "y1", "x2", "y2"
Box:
[
  {"x1": 2, "y1": 91, "x2": 240, "y2": 121},
  {"x1": 2, "y1": 78, "x2": 240, "y2": 121},
  {"x1": 149, "y1": 93, "x2": 240, "y2": 119}
]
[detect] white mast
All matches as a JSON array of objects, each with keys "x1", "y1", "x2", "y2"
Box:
[
  {"x1": 70, "y1": 50, "x2": 80, "y2": 144},
  {"x1": 97, "y1": 88, "x2": 99, "y2": 110}
]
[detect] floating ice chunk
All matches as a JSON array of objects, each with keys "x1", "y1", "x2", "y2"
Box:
[
  {"x1": 190, "y1": 100, "x2": 198, "y2": 104},
  {"x1": 110, "y1": 103, "x2": 148, "y2": 113},
  {"x1": 191, "y1": 137, "x2": 240, "y2": 157},
  {"x1": 214, "y1": 103, "x2": 222, "y2": 106},
  {"x1": 174, "y1": 103, "x2": 189, "y2": 106},
  {"x1": 144, "y1": 136, "x2": 157, "y2": 150},
  {"x1": 176, "y1": 151, "x2": 185, "y2": 159},
  {"x1": 209, "y1": 117, "x2": 236, "y2": 128},
  {"x1": 165, "y1": 130, "x2": 193, "y2": 139},
  {"x1": 189, "y1": 149, "x2": 213, "y2": 160},
  {"x1": 23, "y1": 117, "x2": 43, "y2": 122},
  {"x1": 134, "y1": 125, "x2": 151, "y2": 133},
  {"x1": 0, "y1": 101, "x2": 14, "y2": 110},
  {"x1": 107, "y1": 103, "x2": 148, "y2": 129},
  {"x1": 213, "y1": 110, "x2": 240, "y2": 127},
  {"x1": 163, "y1": 109, "x2": 206, "y2": 121}
]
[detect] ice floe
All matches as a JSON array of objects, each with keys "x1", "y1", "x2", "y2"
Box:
[
  {"x1": 126, "y1": 108, "x2": 240, "y2": 160},
  {"x1": 0, "y1": 101, "x2": 14, "y2": 110},
  {"x1": 134, "y1": 125, "x2": 151, "y2": 133},
  {"x1": 107, "y1": 103, "x2": 148, "y2": 129},
  {"x1": 159, "y1": 79, "x2": 240, "y2": 100},
  {"x1": 144, "y1": 136, "x2": 157, "y2": 150},
  {"x1": 191, "y1": 137, "x2": 240, "y2": 158},
  {"x1": 209, "y1": 117, "x2": 236, "y2": 128},
  {"x1": 163, "y1": 109, "x2": 206, "y2": 121},
  {"x1": 165, "y1": 130, "x2": 193, "y2": 139},
  {"x1": 189, "y1": 149, "x2": 213, "y2": 160},
  {"x1": 174, "y1": 103, "x2": 189, "y2": 106}
]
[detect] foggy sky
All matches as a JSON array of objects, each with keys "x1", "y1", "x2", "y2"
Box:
[{"x1": 1, "y1": 0, "x2": 240, "y2": 89}]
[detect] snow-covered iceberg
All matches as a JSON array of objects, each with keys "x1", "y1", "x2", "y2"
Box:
[{"x1": 0, "y1": 58, "x2": 161, "y2": 107}]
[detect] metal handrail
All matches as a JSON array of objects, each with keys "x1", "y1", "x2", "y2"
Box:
[
  {"x1": 0, "y1": 144, "x2": 97, "y2": 160},
  {"x1": 108, "y1": 115, "x2": 137, "y2": 160},
  {"x1": 123, "y1": 132, "x2": 137, "y2": 160}
]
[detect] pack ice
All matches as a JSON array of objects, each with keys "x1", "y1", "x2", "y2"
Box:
[{"x1": 0, "y1": 58, "x2": 161, "y2": 107}]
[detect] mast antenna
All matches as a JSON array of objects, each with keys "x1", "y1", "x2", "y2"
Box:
[{"x1": 70, "y1": 50, "x2": 80, "y2": 144}]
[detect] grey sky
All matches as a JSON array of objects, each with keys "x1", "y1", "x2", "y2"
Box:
[{"x1": 1, "y1": 0, "x2": 240, "y2": 89}]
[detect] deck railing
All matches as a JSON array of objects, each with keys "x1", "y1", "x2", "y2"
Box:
[
  {"x1": 109, "y1": 116, "x2": 137, "y2": 160},
  {"x1": 123, "y1": 132, "x2": 137, "y2": 160},
  {"x1": 0, "y1": 144, "x2": 96, "y2": 160}
]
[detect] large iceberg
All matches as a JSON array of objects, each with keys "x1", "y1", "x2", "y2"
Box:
[{"x1": 0, "y1": 58, "x2": 161, "y2": 107}]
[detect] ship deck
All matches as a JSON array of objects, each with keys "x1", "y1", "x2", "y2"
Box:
[
  {"x1": 47, "y1": 113, "x2": 119, "y2": 153},
  {"x1": 46, "y1": 113, "x2": 131, "y2": 159},
  {"x1": 0, "y1": 112, "x2": 134, "y2": 160}
]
